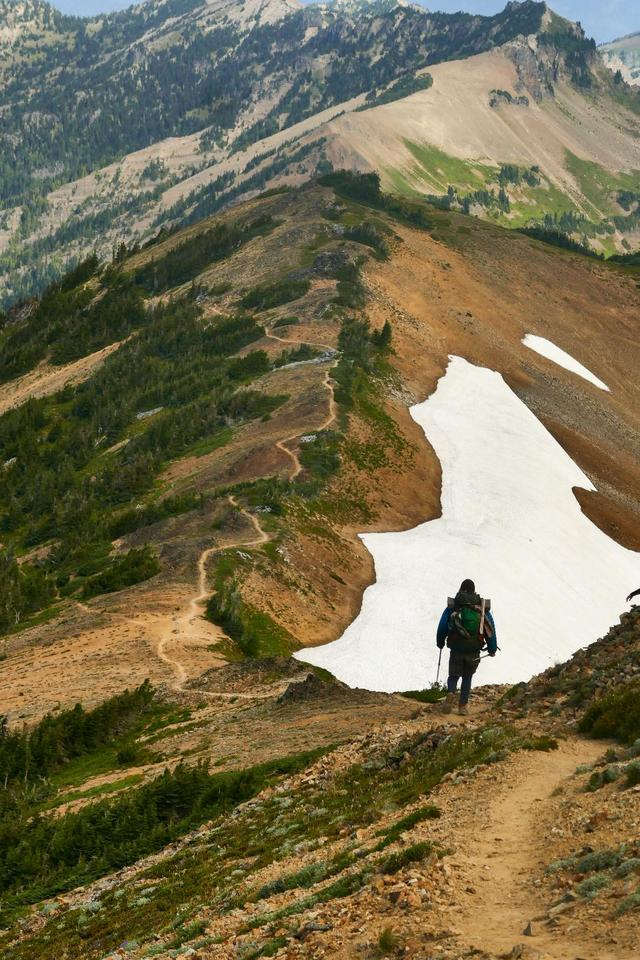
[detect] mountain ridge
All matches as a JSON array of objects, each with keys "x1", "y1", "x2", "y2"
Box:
[
  {"x1": 0, "y1": 0, "x2": 565, "y2": 304},
  {"x1": 0, "y1": 0, "x2": 639, "y2": 308}
]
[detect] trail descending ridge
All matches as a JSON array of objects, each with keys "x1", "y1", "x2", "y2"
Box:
[
  {"x1": 154, "y1": 496, "x2": 271, "y2": 692},
  {"x1": 449, "y1": 737, "x2": 625, "y2": 959},
  {"x1": 149, "y1": 325, "x2": 338, "y2": 689},
  {"x1": 265, "y1": 326, "x2": 338, "y2": 480}
]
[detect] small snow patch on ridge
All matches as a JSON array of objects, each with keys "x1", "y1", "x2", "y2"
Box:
[{"x1": 523, "y1": 334, "x2": 609, "y2": 392}]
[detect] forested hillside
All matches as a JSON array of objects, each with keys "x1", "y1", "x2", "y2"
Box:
[{"x1": 0, "y1": 0, "x2": 546, "y2": 211}]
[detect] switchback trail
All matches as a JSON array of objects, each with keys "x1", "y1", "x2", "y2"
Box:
[
  {"x1": 152, "y1": 324, "x2": 338, "y2": 688},
  {"x1": 264, "y1": 326, "x2": 338, "y2": 480},
  {"x1": 154, "y1": 495, "x2": 271, "y2": 692}
]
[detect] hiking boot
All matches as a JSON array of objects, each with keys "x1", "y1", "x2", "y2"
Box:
[
  {"x1": 458, "y1": 703, "x2": 469, "y2": 716},
  {"x1": 441, "y1": 692, "x2": 456, "y2": 714}
]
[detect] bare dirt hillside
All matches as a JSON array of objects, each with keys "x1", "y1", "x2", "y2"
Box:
[{"x1": 322, "y1": 46, "x2": 640, "y2": 215}]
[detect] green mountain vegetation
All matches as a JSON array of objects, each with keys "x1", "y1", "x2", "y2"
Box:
[
  {"x1": 0, "y1": 0, "x2": 547, "y2": 210},
  {"x1": 0, "y1": 176, "x2": 402, "y2": 643}
]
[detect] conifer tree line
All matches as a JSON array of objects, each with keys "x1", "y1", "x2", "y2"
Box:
[
  {"x1": 0, "y1": 553, "x2": 55, "y2": 634},
  {"x1": 0, "y1": 238, "x2": 294, "y2": 623},
  {"x1": 0, "y1": 681, "x2": 155, "y2": 789},
  {"x1": 0, "y1": 687, "x2": 322, "y2": 920}
]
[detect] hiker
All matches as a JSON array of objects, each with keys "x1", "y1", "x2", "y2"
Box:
[
  {"x1": 627, "y1": 587, "x2": 640, "y2": 603},
  {"x1": 436, "y1": 578, "x2": 497, "y2": 716}
]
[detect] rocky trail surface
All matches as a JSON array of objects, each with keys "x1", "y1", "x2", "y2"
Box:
[{"x1": 441, "y1": 737, "x2": 621, "y2": 959}]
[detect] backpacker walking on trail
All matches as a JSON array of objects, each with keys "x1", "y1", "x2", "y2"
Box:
[{"x1": 436, "y1": 578, "x2": 497, "y2": 716}]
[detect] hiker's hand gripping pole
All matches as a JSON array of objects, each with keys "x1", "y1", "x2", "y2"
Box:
[{"x1": 436, "y1": 648, "x2": 442, "y2": 686}]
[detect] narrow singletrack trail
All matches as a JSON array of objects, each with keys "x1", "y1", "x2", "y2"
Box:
[
  {"x1": 264, "y1": 327, "x2": 338, "y2": 480},
  {"x1": 146, "y1": 324, "x2": 338, "y2": 688},
  {"x1": 451, "y1": 736, "x2": 627, "y2": 959},
  {"x1": 152, "y1": 496, "x2": 271, "y2": 692}
]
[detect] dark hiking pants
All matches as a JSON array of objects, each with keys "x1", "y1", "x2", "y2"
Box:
[{"x1": 447, "y1": 651, "x2": 480, "y2": 705}]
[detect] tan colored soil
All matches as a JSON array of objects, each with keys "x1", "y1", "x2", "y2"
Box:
[
  {"x1": 0, "y1": 340, "x2": 123, "y2": 416},
  {"x1": 324, "y1": 48, "x2": 640, "y2": 211}
]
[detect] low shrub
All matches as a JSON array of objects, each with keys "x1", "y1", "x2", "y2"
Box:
[
  {"x1": 624, "y1": 762, "x2": 640, "y2": 789},
  {"x1": 576, "y1": 873, "x2": 611, "y2": 899},
  {"x1": 375, "y1": 805, "x2": 441, "y2": 848},
  {"x1": 578, "y1": 681, "x2": 640, "y2": 743},
  {"x1": 240, "y1": 278, "x2": 310, "y2": 311},
  {"x1": 615, "y1": 887, "x2": 640, "y2": 915},
  {"x1": 586, "y1": 766, "x2": 621, "y2": 791},
  {"x1": 399, "y1": 687, "x2": 446, "y2": 704},
  {"x1": 522, "y1": 735, "x2": 559, "y2": 752},
  {"x1": 377, "y1": 926, "x2": 400, "y2": 955},
  {"x1": 379, "y1": 841, "x2": 433, "y2": 874}
]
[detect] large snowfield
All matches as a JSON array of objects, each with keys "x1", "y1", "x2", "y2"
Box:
[
  {"x1": 297, "y1": 356, "x2": 638, "y2": 691},
  {"x1": 523, "y1": 334, "x2": 610, "y2": 391}
]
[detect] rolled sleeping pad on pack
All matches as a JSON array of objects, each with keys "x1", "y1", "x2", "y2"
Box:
[{"x1": 447, "y1": 597, "x2": 491, "y2": 611}]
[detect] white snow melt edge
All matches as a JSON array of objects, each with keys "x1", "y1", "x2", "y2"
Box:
[
  {"x1": 523, "y1": 334, "x2": 610, "y2": 391},
  {"x1": 295, "y1": 356, "x2": 636, "y2": 692}
]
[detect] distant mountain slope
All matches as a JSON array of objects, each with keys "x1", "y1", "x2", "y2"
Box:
[
  {"x1": 0, "y1": 0, "x2": 546, "y2": 208},
  {"x1": 600, "y1": 31, "x2": 640, "y2": 86},
  {"x1": 317, "y1": 40, "x2": 640, "y2": 251},
  {"x1": 1, "y1": 0, "x2": 640, "y2": 306}
]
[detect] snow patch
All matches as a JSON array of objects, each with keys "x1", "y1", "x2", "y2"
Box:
[
  {"x1": 296, "y1": 356, "x2": 637, "y2": 691},
  {"x1": 523, "y1": 334, "x2": 609, "y2": 391}
]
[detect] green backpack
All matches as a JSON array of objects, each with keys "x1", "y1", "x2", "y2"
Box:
[{"x1": 447, "y1": 591, "x2": 487, "y2": 654}]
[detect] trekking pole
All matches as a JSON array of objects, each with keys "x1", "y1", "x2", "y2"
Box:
[{"x1": 435, "y1": 648, "x2": 442, "y2": 686}]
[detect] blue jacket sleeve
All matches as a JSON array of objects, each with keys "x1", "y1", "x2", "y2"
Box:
[
  {"x1": 486, "y1": 611, "x2": 497, "y2": 654},
  {"x1": 436, "y1": 608, "x2": 450, "y2": 648}
]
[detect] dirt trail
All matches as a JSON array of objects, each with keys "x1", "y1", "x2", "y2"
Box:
[
  {"x1": 154, "y1": 496, "x2": 271, "y2": 692},
  {"x1": 452, "y1": 737, "x2": 625, "y2": 959},
  {"x1": 264, "y1": 327, "x2": 338, "y2": 479},
  {"x1": 153, "y1": 324, "x2": 339, "y2": 681}
]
